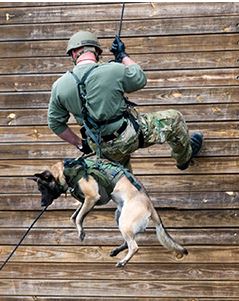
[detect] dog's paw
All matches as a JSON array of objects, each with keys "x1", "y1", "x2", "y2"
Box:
[
  {"x1": 110, "y1": 249, "x2": 119, "y2": 257},
  {"x1": 176, "y1": 248, "x2": 188, "y2": 259},
  {"x1": 116, "y1": 261, "x2": 126, "y2": 268},
  {"x1": 79, "y1": 231, "x2": 86, "y2": 241}
]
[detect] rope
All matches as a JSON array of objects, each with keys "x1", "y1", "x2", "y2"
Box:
[
  {"x1": 0, "y1": 205, "x2": 49, "y2": 271},
  {"x1": 118, "y1": 3, "x2": 125, "y2": 37}
]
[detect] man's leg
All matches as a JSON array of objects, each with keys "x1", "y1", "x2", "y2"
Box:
[{"x1": 139, "y1": 110, "x2": 202, "y2": 169}]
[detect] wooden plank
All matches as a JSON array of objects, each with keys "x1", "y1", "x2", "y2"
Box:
[
  {"x1": 0, "y1": 92, "x2": 49, "y2": 109},
  {"x1": 0, "y1": 209, "x2": 238, "y2": 228},
  {"x1": 0, "y1": 2, "x2": 69, "y2": 8},
  {"x1": 132, "y1": 86, "x2": 239, "y2": 105},
  {"x1": 1, "y1": 69, "x2": 239, "y2": 92},
  {"x1": 0, "y1": 191, "x2": 238, "y2": 211},
  {"x1": 1, "y1": 124, "x2": 238, "y2": 144},
  {"x1": 0, "y1": 228, "x2": 238, "y2": 246},
  {"x1": 1, "y1": 245, "x2": 239, "y2": 263},
  {"x1": 1, "y1": 34, "x2": 239, "y2": 58},
  {"x1": 1, "y1": 16, "x2": 239, "y2": 41},
  {"x1": 146, "y1": 69, "x2": 239, "y2": 88},
  {"x1": 1, "y1": 86, "x2": 239, "y2": 110},
  {"x1": 0, "y1": 157, "x2": 238, "y2": 176},
  {"x1": 0, "y1": 139, "x2": 238, "y2": 160},
  {"x1": 0, "y1": 279, "x2": 239, "y2": 297},
  {"x1": 138, "y1": 103, "x2": 239, "y2": 121},
  {"x1": 1, "y1": 262, "x2": 239, "y2": 281},
  {"x1": 1, "y1": 103, "x2": 239, "y2": 126},
  {"x1": 2, "y1": 50, "x2": 239, "y2": 74},
  {"x1": 0, "y1": 295, "x2": 239, "y2": 301},
  {"x1": 0, "y1": 174, "x2": 238, "y2": 193},
  {"x1": 0, "y1": 298, "x2": 238, "y2": 301},
  {"x1": 1, "y1": 3, "x2": 239, "y2": 24},
  {"x1": 0, "y1": 126, "x2": 62, "y2": 143}
]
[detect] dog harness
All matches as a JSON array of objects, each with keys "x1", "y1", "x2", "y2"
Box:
[{"x1": 63, "y1": 157, "x2": 142, "y2": 205}]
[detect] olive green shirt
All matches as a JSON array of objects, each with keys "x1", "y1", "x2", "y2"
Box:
[{"x1": 48, "y1": 62, "x2": 147, "y2": 136}]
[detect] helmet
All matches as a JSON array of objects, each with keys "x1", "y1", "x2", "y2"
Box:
[{"x1": 66, "y1": 31, "x2": 103, "y2": 55}]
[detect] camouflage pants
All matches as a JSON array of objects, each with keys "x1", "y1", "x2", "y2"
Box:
[{"x1": 90, "y1": 109, "x2": 192, "y2": 168}]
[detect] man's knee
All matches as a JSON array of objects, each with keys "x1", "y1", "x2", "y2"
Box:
[{"x1": 166, "y1": 109, "x2": 184, "y2": 122}]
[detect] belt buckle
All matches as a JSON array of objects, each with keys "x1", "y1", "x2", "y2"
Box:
[{"x1": 113, "y1": 130, "x2": 120, "y2": 139}]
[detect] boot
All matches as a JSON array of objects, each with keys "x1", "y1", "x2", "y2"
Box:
[{"x1": 177, "y1": 132, "x2": 203, "y2": 170}]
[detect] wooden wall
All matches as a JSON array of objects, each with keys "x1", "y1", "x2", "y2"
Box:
[{"x1": 0, "y1": 2, "x2": 239, "y2": 300}]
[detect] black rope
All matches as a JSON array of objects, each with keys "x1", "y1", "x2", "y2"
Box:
[
  {"x1": 118, "y1": 2, "x2": 125, "y2": 37},
  {"x1": 0, "y1": 205, "x2": 49, "y2": 271}
]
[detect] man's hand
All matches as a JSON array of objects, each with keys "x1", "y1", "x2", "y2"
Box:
[
  {"x1": 110, "y1": 35, "x2": 128, "y2": 63},
  {"x1": 79, "y1": 140, "x2": 93, "y2": 154}
]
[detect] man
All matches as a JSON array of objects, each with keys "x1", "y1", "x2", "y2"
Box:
[{"x1": 48, "y1": 31, "x2": 203, "y2": 170}]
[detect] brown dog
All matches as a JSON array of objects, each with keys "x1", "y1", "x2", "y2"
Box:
[{"x1": 29, "y1": 157, "x2": 188, "y2": 267}]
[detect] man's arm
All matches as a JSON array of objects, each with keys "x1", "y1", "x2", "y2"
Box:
[
  {"x1": 48, "y1": 82, "x2": 82, "y2": 150},
  {"x1": 57, "y1": 127, "x2": 82, "y2": 150},
  {"x1": 121, "y1": 56, "x2": 137, "y2": 66},
  {"x1": 110, "y1": 35, "x2": 147, "y2": 92}
]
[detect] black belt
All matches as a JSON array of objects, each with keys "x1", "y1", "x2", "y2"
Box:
[{"x1": 101, "y1": 121, "x2": 128, "y2": 142}]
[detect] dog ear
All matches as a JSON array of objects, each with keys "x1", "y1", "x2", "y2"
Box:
[
  {"x1": 41, "y1": 170, "x2": 54, "y2": 182},
  {"x1": 50, "y1": 162, "x2": 65, "y2": 185},
  {"x1": 27, "y1": 171, "x2": 52, "y2": 184}
]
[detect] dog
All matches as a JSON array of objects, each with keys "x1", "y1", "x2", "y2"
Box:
[{"x1": 29, "y1": 157, "x2": 188, "y2": 267}]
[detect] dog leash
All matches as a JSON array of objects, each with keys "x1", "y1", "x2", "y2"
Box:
[{"x1": 0, "y1": 205, "x2": 49, "y2": 271}]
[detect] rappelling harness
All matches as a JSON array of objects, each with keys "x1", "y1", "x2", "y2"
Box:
[{"x1": 69, "y1": 65, "x2": 144, "y2": 157}]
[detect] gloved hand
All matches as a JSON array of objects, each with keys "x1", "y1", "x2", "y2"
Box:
[
  {"x1": 77, "y1": 140, "x2": 93, "y2": 154},
  {"x1": 110, "y1": 35, "x2": 128, "y2": 63}
]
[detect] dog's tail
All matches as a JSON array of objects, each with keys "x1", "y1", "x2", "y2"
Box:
[{"x1": 151, "y1": 207, "x2": 188, "y2": 256}]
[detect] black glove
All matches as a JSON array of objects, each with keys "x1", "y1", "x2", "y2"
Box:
[
  {"x1": 110, "y1": 35, "x2": 128, "y2": 63},
  {"x1": 78, "y1": 139, "x2": 93, "y2": 154}
]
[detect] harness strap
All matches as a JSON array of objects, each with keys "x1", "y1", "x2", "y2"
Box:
[
  {"x1": 69, "y1": 65, "x2": 144, "y2": 154},
  {"x1": 70, "y1": 67, "x2": 126, "y2": 128},
  {"x1": 64, "y1": 157, "x2": 143, "y2": 198},
  {"x1": 70, "y1": 66, "x2": 102, "y2": 155}
]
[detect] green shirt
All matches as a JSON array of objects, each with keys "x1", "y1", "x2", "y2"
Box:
[{"x1": 48, "y1": 62, "x2": 147, "y2": 136}]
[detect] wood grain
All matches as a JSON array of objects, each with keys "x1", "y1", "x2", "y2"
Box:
[
  {"x1": 1, "y1": 124, "x2": 238, "y2": 144},
  {"x1": 0, "y1": 279, "x2": 238, "y2": 297},
  {"x1": 0, "y1": 157, "x2": 238, "y2": 176},
  {"x1": 0, "y1": 228, "x2": 238, "y2": 246},
  {"x1": 1, "y1": 69, "x2": 239, "y2": 92},
  {"x1": 1, "y1": 86, "x2": 239, "y2": 109},
  {"x1": 1, "y1": 3, "x2": 239, "y2": 24},
  {"x1": 0, "y1": 209, "x2": 238, "y2": 228},
  {"x1": 1, "y1": 262, "x2": 238, "y2": 280},
  {"x1": 1, "y1": 16, "x2": 239, "y2": 41},
  {"x1": 1, "y1": 245, "x2": 238, "y2": 263},
  {"x1": 0, "y1": 174, "x2": 238, "y2": 193},
  {"x1": 1, "y1": 34, "x2": 239, "y2": 58},
  {"x1": 0, "y1": 139, "x2": 239, "y2": 159},
  {"x1": 0, "y1": 103, "x2": 238, "y2": 125},
  {"x1": 0, "y1": 191, "x2": 238, "y2": 210},
  {"x1": 1, "y1": 50, "x2": 239, "y2": 74}
]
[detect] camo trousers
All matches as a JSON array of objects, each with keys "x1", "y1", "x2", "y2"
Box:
[{"x1": 90, "y1": 109, "x2": 192, "y2": 168}]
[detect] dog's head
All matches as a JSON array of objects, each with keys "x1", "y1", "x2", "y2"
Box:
[{"x1": 28, "y1": 170, "x2": 65, "y2": 207}]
